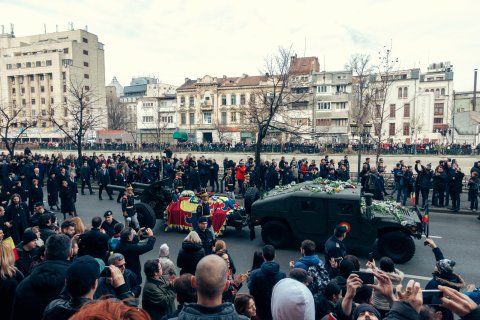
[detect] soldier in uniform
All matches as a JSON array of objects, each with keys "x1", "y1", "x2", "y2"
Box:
[
  {"x1": 173, "y1": 170, "x2": 184, "y2": 195},
  {"x1": 225, "y1": 168, "x2": 235, "y2": 200},
  {"x1": 122, "y1": 185, "x2": 139, "y2": 230},
  {"x1": 196, "y1": 190, "x2": 212, "y2": 229}
]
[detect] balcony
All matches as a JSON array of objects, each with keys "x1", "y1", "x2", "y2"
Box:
[{"x1": 200, "y1": 102, "x2": 213, "y2": 110}]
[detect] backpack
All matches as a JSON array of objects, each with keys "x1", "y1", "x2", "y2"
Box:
[{"x1": 307, "y1": 263, "x2": 330, "y2": 296}]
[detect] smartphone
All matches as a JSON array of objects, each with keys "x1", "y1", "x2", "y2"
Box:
[
  {"x1": 352, "y1": 271, "x2": 374, "y2": 284},
  {"x1": 422, "y1": 290, "x2": 443, "y2": 305},
  {"x1": 368, "y1": 252, "x2": 374, "y2": 262}
]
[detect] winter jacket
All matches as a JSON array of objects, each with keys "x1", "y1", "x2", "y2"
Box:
[
  {"x1": 383, "y1": 301, "x2": 420, "y2": 320},
  {"x1": 293, "y1": 254, "x2": 324, "y2": 271},
  {"x1": 177, "y1": 241, "x2": 206, "y2": 275},
  {"x1": 248, "y1": 261, "x2": 286, "y2": 320},
  {"x1": 12, "y1": 259, "x2": 70, "y2": 320},
  {"x1": 15, "y1": 242, "x2": 38, "y2": 276},
  {"x1": 142, "y1": 276, "x2": 176, "y2": 320},
  {"x1": 94, "y1": 268, "x2": 141, "y2": 300},
  {"x1": 115, "y1": 236, "x2": 156, "y2": 280},
  {"x1": 0, "y1": 269, "x2": 23, "y2": 320},
  {"x1": 433, "y1": 172, "x2": 448, "y2": 191},
  {"x1": 78, "y1": 228, "x2": 110, "y2": 261},
  {"x1": 42, "y1": 297, "x2": 91, "y2": 320},
  {"x1": 372, "y1": 269, "x2": 404, "y2": 311},
  {"x1": 171, "y1": 303, "x2": 248, "y2": 320}
]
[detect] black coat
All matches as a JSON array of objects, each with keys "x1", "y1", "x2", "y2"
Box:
[
  {"x1": 59, "y1": 185, "x2": 75, "y2": 214},
  {"x1": 28, "y1": 185, "x2": 44, "y2": 207},
  {"x1": 0, "y1": 270, "x2": 24, "y2": 320},
  {"x1": 78, "y1": 228, "x2": 110, "y2": 261},
  {"x1": 5, "y1": 202, "x2": 30, "y2": 244},
  {"x1": 97, "y1": 169, "x2": 111, "y2": 185},
  {"x1": 47, "y1": 178, "x2": 58, "y2": 207},
  {"x1": 115, "y1": 236, "x2": 156, "y2": 279},
  {"x1": 101, "y1": 219, "x2": 120, "y2": 238},
  {"x1": 12, "y1": 259, "x2": 70, "y2": 320},
  {"x1": 248, "y1": 261, "x2": 286, "y2": 320},
  {"x1": 177, "y1": 241, "x2": 205, "y2": 275},
  {"x1": 195, "y1": 227, "x2": 214, "y2": 255}
]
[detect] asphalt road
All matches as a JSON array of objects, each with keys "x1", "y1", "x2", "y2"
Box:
[{"x1": 60, "y1": 189, "x2": 480, "y2": 292}]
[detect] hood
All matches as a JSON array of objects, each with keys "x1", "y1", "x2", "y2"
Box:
[
  {"x1": 432, "y1": 272, "x2": 466, "y2": 290},
  {"x1": 182, "y1": 241, "x2": 203, "y2": 253},
  {"x1": 180, "y1": 302, "x2": 237, "y2": 316},
  {"x1": 297, "y1": 255, "x2": 322, "y2": 268},
  {"x1": 260, "y1": 261, "x2": 281, "y2": 275},
  {"x1": 367, "y1": 199, "x2": 421, "y2": 227},
  {"x1": 385, "y1": 269, "x2": 405, "y2": 284}
]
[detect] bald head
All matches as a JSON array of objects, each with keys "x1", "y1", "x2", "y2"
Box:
[{"x1": 194, "y1": 255, "x2": 228, "y2": 300}]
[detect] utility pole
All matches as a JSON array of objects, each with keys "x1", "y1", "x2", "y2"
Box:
[{"x1": 452, "y1": 90, "x2": 455, "y2": 143}]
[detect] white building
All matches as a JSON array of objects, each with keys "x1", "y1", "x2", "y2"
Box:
[
  {"x1": 0, "y1": 27, "x2": 106, "y2": 140},
  {"x1": 136, "y1": 95, "x2": 177, "y2": 143}
]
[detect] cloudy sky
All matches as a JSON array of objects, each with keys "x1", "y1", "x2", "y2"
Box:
[{"x1": 1, "y1": 0, "x2": 478, "y2": 90}]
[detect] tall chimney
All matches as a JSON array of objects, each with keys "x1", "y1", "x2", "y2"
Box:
[{"x1": 474, "y1": 69, "x2": 478, "y2": 112}]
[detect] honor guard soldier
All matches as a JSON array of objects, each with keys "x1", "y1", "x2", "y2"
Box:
[
  {"x1": 196, "y1": 190, "x2": 212, "y2": 229},
  {"x1": 173, "y1": 170, "x2": 184, "y2": 195},
  {"x1": 225, "y1": 168, "x2": 235, "y2": 200},
  {"x1": 122, "y1": 185, "x2": 139, "y2": 230}
]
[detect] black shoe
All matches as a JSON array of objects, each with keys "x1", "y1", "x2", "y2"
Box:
[
  {"x1": 117, "y1": 200, "x2": 121, "y2": 203},
  {"x1": 109, "y1": 197, "x2": 114, "y2": 200},
  {"x1": 82, "y1": 192, "x2": 85, "y2": 195},
  {"x1": 56, "y1": 206, "x2": 61, "y2": 210},
  {"x1": 99, "y1": 197, "x2": 103, "y2": 200},
  {"x1": 90, "y1": 192, "x2": 95, "y2": 195}
]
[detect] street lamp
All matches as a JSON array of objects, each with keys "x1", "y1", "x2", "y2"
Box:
[{"x1": 350, "y1": 122, "x2": 372, "y2": 183}]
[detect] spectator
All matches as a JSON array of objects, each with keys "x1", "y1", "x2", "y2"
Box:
[
  {"x1": 142, "y1": 258, "x2": 176, "y2": 319},
  {"x1": 108, "y1": 222, "x2": 124, "y2": 252},
  {"x1": 195, "y1": 216, "x2": 215, "y2": 255},
  {"x1": 115, "y1": 227, "x2": 156, "y2": 282},
  {"x1": 162, "y1": 273, "x2": 197, "y2": 319},
  {"x1": 14, "y1": 229, "x2": 39, "y2": 276},
  {"x1": 248, "y1": 245, "x2": 286, "y2": 320},
  {"x1": 42, "y1": 255, "x2": 103, "y2": 320},
  {"x1": 78, "y1": 216, "x2": 110, "y2": 261},
  {"x1": 234, "y1": 294, "x2": 259, "y2": 320},
  {"x1": 38, "y1": 213, "x2": 55, "y2": 243},
  {"x1": 70, "y1": 216, "x2": 86, "y2": 234},
  {"x1": 61, "y1": 220, "x2": 76, "y2": 238},
  {"x1": 467, "y1": 172, "x2": 479, "y2": 212},
  {"x1": 12, "y1": 234, "x2": 72, "y2": 320},
  {"x1": 177, "y1": 231, "x2": 205, "y2": 275},
  {"x1": 271, "y1": 277, "x2": 315, "y2": 320},
  {"x1": 95, "y1": 253, "x2": 141, "y2": 300},
  {"x1": 101, "y1": 210, "x2": 120, "y2": 238},
  {"x1": 5, "y1": 194, "x2": 30, "y2": 244},
  {"x1": 216, "y1": 249, "x2": 247, "y2": 303},
  {"x1": 324, "y1": 224, "x2": 347, "y2": 271},
  {"x1": 173, "y1": 255, "x2": 247, "y2": 319},
  {"x1": 315, "y1": 281, "x2": 342, "y2": 319},
  {"x1": 0, "y1": 242, "x2": 24, "y2": 320},
  {"x1": 215, "y1": 239, "x2": 237, "y2": 275}
]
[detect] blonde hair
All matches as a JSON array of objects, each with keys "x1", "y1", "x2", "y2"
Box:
[
  {"x1": 214, "y1": 240, "x2": 226, "y2": 252},
  {"x1": 184, "y1": 231, "x2": 201, "y2": 244},
  {"x1": 69, "y1": 217, "x2": 86, "y2": 234},
  {"x1": 0, "y1": 243, "x2": 16, "y2": 279}
]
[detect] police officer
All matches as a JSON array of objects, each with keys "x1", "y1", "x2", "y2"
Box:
[
  {"x1": 122, "y1": 185, "x2": 139, "y2": 230},
  {"x1": 324, "y1": 224, "x2": 347, "y2": 271},
  {"x1": 101, "y1": 210, "x2": 120, "y2": 238}
]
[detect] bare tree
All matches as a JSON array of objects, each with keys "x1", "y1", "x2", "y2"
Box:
[
  {"x1": 47, "y1": 80, "x2": 105, "y2": 158},
  {"x1": 0, "y1": 104, "x2": 39, "y2": 157},
  {"x1": 241, "y1": 46, "x2": 309, "y2": 164},
  {"x1": 107, "y1": 95, "x2": 128, "y2": 130}
]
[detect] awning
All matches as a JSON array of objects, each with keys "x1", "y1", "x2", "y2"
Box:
[{"x1": 173, "y1": 131, "x2": 189, "y2": 142}]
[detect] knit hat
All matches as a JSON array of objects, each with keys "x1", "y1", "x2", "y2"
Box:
[
  {"x1": 198, "y1": 216, "x2": 208, "y2": 224},
  {"x1": 67, "y1": 255, "x2": 101, "y2": 288},
  {"x1": 159, "y1": 243, "x2": 170, "y2": 257},
  {"x1": 352, "y1": 304, "x2": 381, "y2": 319},
  {"x1": 437, "y1": 259, "x2": 456, "y2": 275},
  {"x1": 22, "y1": 230, "x2": 37, "y2": 244}
]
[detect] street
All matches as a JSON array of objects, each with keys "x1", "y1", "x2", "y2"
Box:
[{"x1": 63, "y1": 188, "x2": 480, "y2": 291}]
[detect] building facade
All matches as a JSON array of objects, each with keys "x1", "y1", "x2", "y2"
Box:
[
  {"x1": 0, "y1": 28, "x2": 106, "y2": 140},
  {"x1": 136, "y1": 95, "x2": 177, "y2": 143}
]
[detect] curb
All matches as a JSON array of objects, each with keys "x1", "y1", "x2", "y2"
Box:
[{"x1": 429, "y1": 208, "x2": 479, "y2": 216}]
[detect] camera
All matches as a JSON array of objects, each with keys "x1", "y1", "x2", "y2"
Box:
[
  {"x1": 415, "y1": 160, "x2": 420, "y2": 164},
  {"x1": 100, "y1": 267, "x2": 111, "y2": 277}
]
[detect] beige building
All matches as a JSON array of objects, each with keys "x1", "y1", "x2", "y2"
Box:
[{"x1": 0, "y1": 28, "x2": 106, "y2": 141}]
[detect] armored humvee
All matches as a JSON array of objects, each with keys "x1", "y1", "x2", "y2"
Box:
[{"x1": 244, "y1": 180, "x2": 428, "y2": 264}]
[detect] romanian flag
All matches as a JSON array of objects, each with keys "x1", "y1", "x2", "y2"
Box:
[
  {"x1": 3, "y1": 237, "x2": 19, "y2": 261},
  {"x1": 411, "y1": 192, "x2": 416, "y2": 205},
  {"x1": 422, "y1": 205, "x2": 429, "y2": 223},
  {"x1": 164, "y1": 195, "x2": 238, "y2": 236}
]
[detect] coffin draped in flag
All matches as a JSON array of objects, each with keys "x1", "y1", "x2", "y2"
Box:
[{"x1": 164, "y1": 195, "x2": 239, "y2": 235}]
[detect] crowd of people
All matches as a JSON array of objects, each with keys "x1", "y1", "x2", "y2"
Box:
[
  {"x1": 8, "y1": 140, "x2": 480, "y2": 155},
  {"x1": 0, "y1": 149, "x2": 480, "y2": 319}
]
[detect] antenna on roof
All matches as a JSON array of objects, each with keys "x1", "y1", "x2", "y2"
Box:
[
  {"x1": 56, "y1": 24, "x2": 58, "y2": 32},
  {"x1": 10, "y1": 23, "x2": 14, "y2": 36},
  {"x1": 303, "y1": 36, "x2": 306, "y2": 57},
  {"x1": 85, "y1": 25, "x2": 88, "y2": 31}
]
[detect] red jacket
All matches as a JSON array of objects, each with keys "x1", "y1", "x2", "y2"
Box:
[{"x1": 235, "y1": 165, "x2": 246, "y2": 180}]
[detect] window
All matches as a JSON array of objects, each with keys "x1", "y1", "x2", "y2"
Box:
[
  {"x1": 434, "y1": 103, "x2": 444, "y2": 115},
  {"x1": 404, "y1": 104, "x2": 410, "y2": 117},
  {"x1": 39, "y1": 74, "x2": 44, "y2": 81},
  {"x1": 12, "y1": 88, "x2": 16, "y2": 94},
  {"x1": 435, "y1": 89, "x2": 440, "y2": 98},
  {"x1": 389, "y1": 123, "x2": 396, "y2": 136},
  {"x1": 301, "y1": 200, "x2": 316, "y2": 211},
  {"x1": 389, "y1": 104, "x2": 396, "y2": 117},
  {"x1": 317, "y1": 85, "x2": 330, "y2": 93},
  {"x1": 32, "y1": 110, "x2": 36, "y2": 117},
  {"x1": 64, "y1": 108, "x2": 68, "y2": 117},
  {"x1": 63, "y1": 48, "x2": 69, "y2": 54},
  {"x1": 375, "y1": 105, "x2": 381, "y2": 118},
  {"x1": 41, "y1": 98, "x2": 46, "y2": 104},
  {"x1": 231, "y1": 94, "x2": 236, "y2": 105},
  {"x1": 16, "y1": 63, "x2": 21, "y2": 68},
  {"x1": 63, "y1": 85, "x2": 67, "y2": 93},
  {"x1": 84, "y1": 62, "x2": 89, "y2": 67},
  {"x1": 189, "y1": 96, "x2": 194, "y2": 106},
  {"x1": 250, "y1": 93, "x2": 256, "y2": 103},
  {"x1": 240, "y1": 94, "x2": 246, "y2": 105},
  {"x1": 41, "y1": 122, "x2": 46, "y2": 128},
  {"x1": 6, "y1": 64, "x2": 12, "y2": 69},
  {"x1": 403, "y1": 87, "x2": 408, "y2": 98},
  {"x1": 31, "y1": 99, "x2": 36, "y2": 105},
  {"x1": 231, "y1": 112, "x2": 237, "y2": 122},
  {"x1": 433, "y1": 118, "x2": 443, "y2": 124},
  {"x1": 46, "y1": 60, "x2": 52, "y2": 66},
  {"x1": 36, "y1": 61, "x2": 41, "y2": 67},
  {"x1": 82, "y1": 37, "x2": 88, "y2": 43},
  {"x1": 203, "y1": 112, "x2": 212, "y2": 124},
  {"x1": 41, "y1": 86, "x2": 45, "y2": 93},
  {"x1": 316, "y1": 118, "x2": 331, "y2": 126},
  {"x1": 142, "y1": 116, "x2": 153, "y2": 123},
  {"x1": 83, "y1": 50, "x2": 88, "y2": 55},
  {"x1": 50, "y1": 85, "x2": 53, "y2": 92},
  {"x1": 22, "y1": 99, "x2": 26, "y2": 106},
  {"x1": 31, "y1": 87, "x2": 35, "y2": 93},
  {"x1": 51, "y1": 98, "x2": 54, "y2": 104},
  {"x1": 334, "y1": 119, "x2": 347, "y2": 126},
  {"x1": 180, "y1": 113, "x2": 186, "y2": 125},
  {"x1": 336, "y1": 85, "x2": 347, "y2": 93},
  {"x1": 84, "y1": 74, "x2": 89, "y2": 79},
  {"x1": 180, "y1": 96, "x2": 185, "y2": 105},
  {"x1": 441, "y1": 88, "x2": 445, "y2": 96},
  {"x1": 41, "y1": 109, "x2": 47, "y2": 116},
  {"x1": 337, "y1": 102, "x2": 347, "y2": 109},
  {"x1": 403, "y1": 123, "x2": 410, "y2": 136},
  {"x1": 29, "y1": 75, "x2": 34, "y2": 81},
  {"x1": 317, "y1": 102, "x2": 331, "y2": 110},
  {"x1": 189, "y1": 112, "x2": 195, "y2": 125},
  {"x1": 221, "y1": 112, "x2": 227, "y2": 124},
  {"x1": 62, "y1": 72, "x2": 66, "y2": 80},
  {"x1": 398, "y1": 87, "x2": 403, "y2": 98},
  {"x1": 221, "y1": 95, "x2": 227, "y2": 105},
  {"x1": 26, "y1": 62, "x2": 31, "y2": 68}
]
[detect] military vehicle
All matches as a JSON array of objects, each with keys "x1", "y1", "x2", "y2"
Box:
[
  {"x1": 107, "y1": 180, "x2": 173, "y2": 229},
  {"x1": 244, "y1": 180, "x2": 428, "y2": 264}
]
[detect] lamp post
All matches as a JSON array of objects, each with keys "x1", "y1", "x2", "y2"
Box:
[{"x1": 350, "y1": 122, "x2": 372, "y2": 182}]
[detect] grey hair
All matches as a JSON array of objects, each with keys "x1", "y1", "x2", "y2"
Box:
[{"x1": 108, "y1": 253, "x2": 125, "y2": 265}]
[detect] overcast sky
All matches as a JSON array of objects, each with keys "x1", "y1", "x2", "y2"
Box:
[{"x1": 1, "y1": 0, "x2": 478, "y2": 91}]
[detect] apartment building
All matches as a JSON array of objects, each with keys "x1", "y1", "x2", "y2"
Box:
[
  {"x1": 136, "y1": 95, "x2": 177, "y2": 143},
  {"x1": 0, "y1": 28, "x2": 106, "y2": 140}
]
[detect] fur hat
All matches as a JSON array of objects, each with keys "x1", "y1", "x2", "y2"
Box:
[{"x1": 437, "y1": 259, "x2": 456, "y2": 275}]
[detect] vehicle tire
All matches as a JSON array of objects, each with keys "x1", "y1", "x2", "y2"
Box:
[
  {"x1": 378, "y1": 231, "x2": 415, "y2": 264},
  {"x1": 135, "y1": 202, "x2": 156, "y2": 229},
  {"x1": 261, "y1": 220, "x2": 291, "y2": 249},
  {"x1": 244, "y1": 187, "x2": 260, "y2": 214}
]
